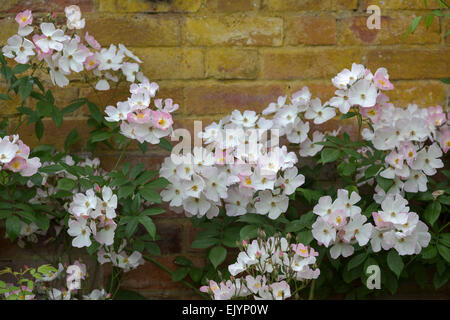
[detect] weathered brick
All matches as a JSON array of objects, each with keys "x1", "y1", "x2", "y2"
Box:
[
  {"x1": 286, "y1": 80, "x2": 336, "y2": 102},
  {"x1": 120, "y1": 255, "x2": 205, "y2": 291},
  {"x1": 263, "y1": 0, "x2": 332, "y2": 10},
  {"x1": 361, "y1": 0, "x2": 441, "y2": 9},
  {"x1": 84, "y1": 14, "x2": 180, "y2": 47},
  {"x1": 98, "y1": 0, "x2": 202, "y2": 13},
  {"x1": 133, "y1": 48, "x2": 204, "y2": 80},
  {"x1": 206, "y1": 48, "x2": 258, "y2": 79},
  {"x1": 0, "y1": 17, "x2": 17, "y2": 45},
  {"x1": 206, "y1": 0, "x2": 260, "y2": 12},
  {"x1": 339, "y1": 13, "x2": 440, "y2": 45},
  {"x1": 154, "y1": 220, "x2": 184, "y2": 255},
  {"x1": 333, "y1": 0, "x2": 358, "y2": 9},
  {"x1": 366, "y1": 48, "x2": 450, "y2": 80},
  {"x1": 261, "y1": 48, "x2": 365, "y2": 80},
  {"x1": 15, "y1": 119, "x2": 90, "y2": 150},
  {"x1": 1, "y1": 0, "x2": 93, "y2": 12},
  {"x1": 286, "y1": 15, "x2": 337, "y2": 45},
  {"x1": 184, "y1": 83, "x2": 285, "y2": 115},
  {"x1": 389, "y1": 81, "x2": 446, "y2": 107},
  {"x1": 183, "y1": 15, "x2": 283, "y2": 46},
  {"x1": 0, "y1": 85, "x2": 22, "y2": 116}
]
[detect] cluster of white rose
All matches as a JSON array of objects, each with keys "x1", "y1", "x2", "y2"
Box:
[
  {"x1": 0, "y1": 134, "x2": 41, "y2": 177},
  {"x1": 97, "y1": 240, "x2": 144, "y2": 272},
  {"x1": 361, "y1": 103, "x2": 447, "y2": 202},
  {"x1": 2, "y1": 6, "x2": 145, "y2": 90},
  {"x1": 160, "y1": 109, "x2": 306, "y2": 219},
  {"x1": 312, "y1": 189, "x2": 431, "y2": 257},
  {"x1": 104, "y1": 79, "x2": 177, "y2": 145},
  {"x1": 67, "y1": 186, "x2": 144, "y2": 272},
  {"x1": 201, "y1": 235, "x2": 320, "y2": 300},
  {"x1": 16, "y1": 155, "x2": 100, "y2": 247}
]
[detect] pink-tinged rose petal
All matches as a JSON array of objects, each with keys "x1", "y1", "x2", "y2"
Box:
[
  {"x1": 15, "y1": 10, "x2": 33, "y2": 28},
  {"x1": 151, "y1": 110, "x2": 173, "y2": 130},
  {"x1": 85, "y1": 32, "x2": 101, "y2": 50},
  {"x1": 4, "y1": 156, "x2": 28, "y2": 173}
]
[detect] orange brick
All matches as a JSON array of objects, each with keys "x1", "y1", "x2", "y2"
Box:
[
  {"x1": 0, "y1": 17, "x2": 17, "y2": 45},
  {"x1": 339, "y1": 13, "x2": 440, "y2": 45},
  {"x1": 206, "y1": 48, "x2": 258, "y2": 79},
  {"x1": 184, "y1": 82, "x2": 285, "y2": 115},
  {"x1": 133, "y1": 48, "x2": 204, "y2": 80},
  {"x1": 286, "y1": 15, "x2": 337, "y2": 45},
  {"x1": 15, "y1": 119, "x2": 91, "y2": 150},
  {"x1": 261, "y1": 48, "x2": 365, "y2": 80},
  {"x1": 366, "y1": 48, "x2": 450, "y2": 80},
  {"x1": 389, "y1": 81, "x2": 446, "y2": 107},
  {"x1": 183, "y1": 14, "x2": 283, "y2": 46},
  {"x1": 84, "y1": 14, "x2": 180, "y2": 47}
]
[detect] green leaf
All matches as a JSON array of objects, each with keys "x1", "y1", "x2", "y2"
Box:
[
  {"x1": 125, "y1": 217, "x2": 139, "y2": 238},
  {"x1": 403, "y1": 16, "x2": 423, "y2": 40},
  {"x1": 191, "y1": 237, "x2": 220, "y2": 249},
  {"x1": 139, "y1": 186, "x2": 162, "y2": 203},
  {"x1": 158, "y1": 137, "x2": 173, "y2": 152},
  {"x1": 141, "y1": 207, "x2": 165, "y2": 216},
  {"x1": 422, "y1": 245, "x2": 437, "y2": 259},
  {"x1": 139, "y1": 216, "x2": 156, "y2": 239},
  {"x1": 19, "y1": 78, "x2": 33, "y2": 101},
  {"x1": 90, "y1": 131, "x2": 113, "y2": 143},
  {"x1": 376, "y1": 175, "x2": 394, "y2": 193},
  {"x1": 174, "y1": 256, "x2": 193, "y2": 267},
  {"x1": 441, "y1": 78, "x2": 450, "y2": 84},
  {"x1": 5, "y1": 215, "x2": 21, "y2": 241},
  {"x1": 61, "y1": 99, "x2": 86, "y2": 115},
  {"x1": 64, "y1": 129, "x2": 80, "y2": 151},
  {"x1": 424, "y1": 201, "x2": 441, "y2": 225},
  {"x1": 364, "y1": 164, "x2": 383, "y2": 178},
  {"x1": 36, "y1": 101, "x2": 54, "y2": 117},
  {"x1": 338, "y1": 162, "x2": 356, "y2": 177},
  {"x1": 433, "y1": 270, "x2": 449, "y2": 289},
  {"x1": 321, "y1": 148, "x2": 341, "y2": 164},
  {"x1": 296, "y1": 230, "x2": 313, "y2": 245},
  {"x1": 0, "y1": 93, "x2": 10, "y2": 100},
  {"x1": 387, "y1": 250, "x2": 404, "y2": 278},
  {"x1": 35, "y1": 120, "x2": 44, "y2": 140},
  {"x1": 87, "y1": 101, "x2": 103, "y2": 124},
  {"x1": 437, "y1": 244, "x2": 450, "y2": 263},
  {"x1": 129, "y1": 163, "x2": 144, "y2": 180},
  {"x1": 56, "y1": 178, "x2": 76, "y2": 191},
  {"x1": 439, "y1": 233, "x2": 450, "y2": 247},
  {"x1": 145, "y1": 178, "x2": 169, "y2": 189},
  {"x1": 239, "y1": 225, "x2": 259, "y2": 241},
  {"x1": 347, "y1": 252, "x2": 368, "y2": 270},
  {"x1": 189, "y1": 268, "x2": 202, "y2": 283},
  {"x1": 424, "y1": 14, "x2": 434, "y2": 28},
  {"x1": 118, "y1": 184, "x2": 135, "y2": 199},
  {"x1": 209, "y1": 246, "x2": 227, "y2": 269},
  {"x1": 172, "y1": 267, "x2": 189, "y2": 282},
  {"x1": 12, "y1": 64, "x2": 30, "y2": 74}
]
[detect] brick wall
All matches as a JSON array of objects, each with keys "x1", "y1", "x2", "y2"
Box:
[{"x1": 0, "y1": 0, "x2": 449, "y2": 299}]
